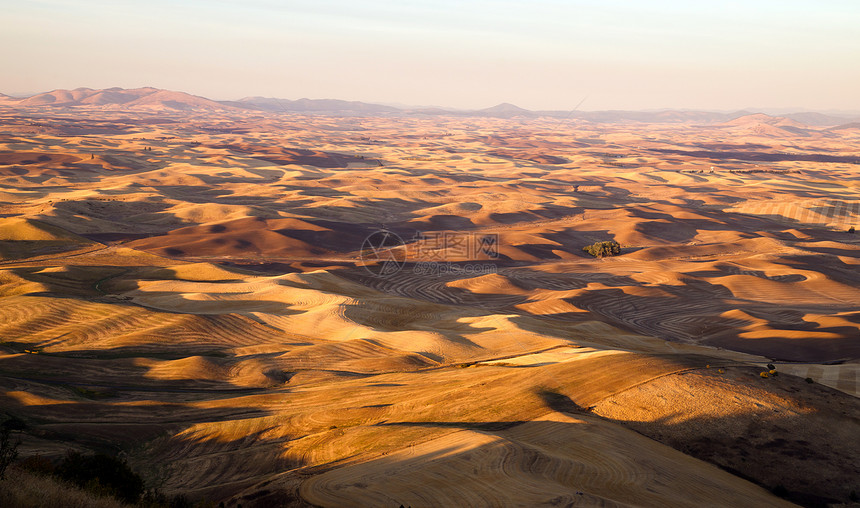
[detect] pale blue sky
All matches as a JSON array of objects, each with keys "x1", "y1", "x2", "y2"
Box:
[{"x1": 2, "y1": 0, "x2": 858, "y2": 110}]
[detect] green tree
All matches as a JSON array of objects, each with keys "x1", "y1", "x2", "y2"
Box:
[{"x1": 582, "y1": 240, "x2": 621, "y2": 258}]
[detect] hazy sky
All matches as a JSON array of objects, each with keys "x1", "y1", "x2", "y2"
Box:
[{"x1": 2, "y1": 0, "x2": 858, "y2": 111}]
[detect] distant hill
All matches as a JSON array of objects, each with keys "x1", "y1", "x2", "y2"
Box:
[
  {"x1": 478, "y1": 103, "x2": 535, "y2": 117},
  {"x1": 407, "y1": 104, "x2": 744, "y2": 123},
  {"x1": 223, "y1": 96, "x2": 399, "y2": 114},
  {"x1": 3, "y1": 87, "x2": 234, "y2": 111},
  {"x1": 716, "y1": 113, "x2": 816, "y2": 137},
  {"x1": 560, "y1": 110, "x2": 745, "y2": 124},
  {"x1": 2, "y1": 87, "x2": 859, "y2": 125},
  {"x1": 829, "y1": 122, "x2": 860, "y2": 131},
  {"x1": 782, "y1": 111, "x2": 857, "y2": 126},
  {"x1": 721, "y1": 113, "x2": 806, "y2": 128}
]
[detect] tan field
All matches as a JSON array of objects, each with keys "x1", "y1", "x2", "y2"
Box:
[{"x1": 0, "y1": 93, "x2": 858, "y2": 507}]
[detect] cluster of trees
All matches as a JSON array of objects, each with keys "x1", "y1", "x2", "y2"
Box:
[{"x1": 582, "y1": 240, "x2": 621, "y2": 258}]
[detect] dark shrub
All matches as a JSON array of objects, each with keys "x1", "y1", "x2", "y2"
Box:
[
  {"x1": 55, "y1": 451, "x2": 144, "y2": 504},
  {"x1": 0, "y1": 417, "x2": 25, "y2": 479},
  {"x1": 0, "y1": 428, "x2": 19, "y2": 479},
  {"x1": 18, "y1": 454, "x2": 55, "y2": 476}
]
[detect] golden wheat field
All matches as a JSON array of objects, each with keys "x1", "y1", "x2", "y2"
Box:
[{"x1": 0, "y1": 97, "x2": 858, "y2": 507}]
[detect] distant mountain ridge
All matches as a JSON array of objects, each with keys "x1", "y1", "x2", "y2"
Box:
[
  {"x1": 222, "y1": 96, "x2": 399, "y2": 114},
  {"x1": 1, "y1": 87, "x2": 858, "y2": 125},
  {"x1": 0, "y1": 87, "x2": 231, "y2": 111},
  {"x1": 721, "y1": 113, "x2": 806, "y2": 128}
]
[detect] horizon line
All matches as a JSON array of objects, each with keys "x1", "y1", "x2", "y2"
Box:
[{"x1": 3, "y1": 86, "x2": 860, "y2": 117}]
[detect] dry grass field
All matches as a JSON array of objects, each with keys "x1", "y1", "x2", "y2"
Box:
[{"x1": 0, "y1": 96, "x2": 858, "y2": 506}]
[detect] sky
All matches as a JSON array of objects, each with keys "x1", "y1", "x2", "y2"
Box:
[{"x1": 2, "y1": 0, "x2": 858, "y2": 111}]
